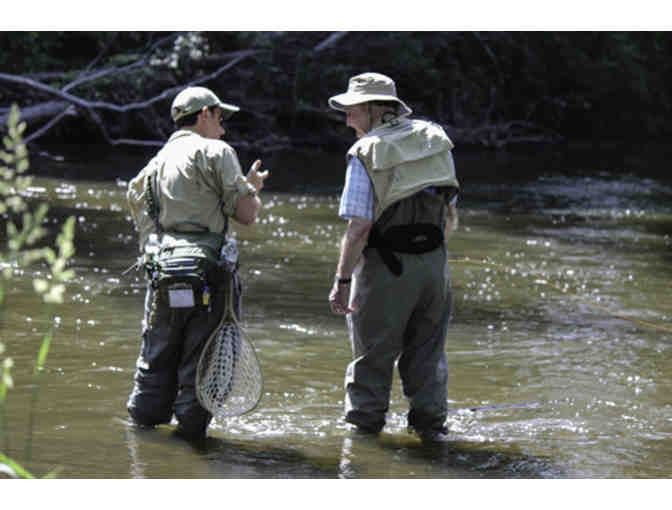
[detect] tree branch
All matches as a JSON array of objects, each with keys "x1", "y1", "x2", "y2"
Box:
[
  {"x1": 24, "y1": 104, "x2": 75, "y2": 144},
  {"x1": 313, "y1": 32, "x2": 349, "y2": 54},
  {"x1": 0, "y1": 46, "x2": 260, "y2": 146}
]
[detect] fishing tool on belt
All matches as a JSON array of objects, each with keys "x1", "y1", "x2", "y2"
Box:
[{"x1": 195, "y1": 240, "x2": 264, "y2": 419}]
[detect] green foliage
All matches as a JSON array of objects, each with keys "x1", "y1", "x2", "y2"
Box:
[
  {"x1": 0, "y1": 104, "x2": 76, "y2": 478},
  {"x1": 2, "y1": 32, "x2": 672, "y2": 144},
  {"x1": 0, "y1": 32, "x2": 118, "y2": 74},
  {"x1": 0, "y1": 452, "x2": 34, "y2": 479},
  {"x1": 0, "y1": 105, "x2": 76, "y2": 304}
]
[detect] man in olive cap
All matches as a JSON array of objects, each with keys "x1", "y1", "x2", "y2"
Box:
[
  {"x1": 328, "y1": 72, "x2": 459, "y2": 442},
  {"x1": 126, "y1": 86, "x2": 269, "y2": 441}
]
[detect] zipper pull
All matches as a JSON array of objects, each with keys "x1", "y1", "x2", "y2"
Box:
[{"x1": 203, "y1": 285, "x2": 211, "y2": 312}]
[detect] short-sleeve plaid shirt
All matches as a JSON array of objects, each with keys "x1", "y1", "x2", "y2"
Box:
[{"x1": 338, "y1": 157, "x2": 374, "y2": 221}]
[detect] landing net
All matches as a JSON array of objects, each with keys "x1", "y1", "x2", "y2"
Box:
[{"x1": 196, "y1": 286, "x2": 263, "y2": 419}]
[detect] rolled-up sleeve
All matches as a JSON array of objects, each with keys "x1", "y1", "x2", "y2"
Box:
[{"x1": 210, "y1": 144, "x2": 256, "y2": 217}]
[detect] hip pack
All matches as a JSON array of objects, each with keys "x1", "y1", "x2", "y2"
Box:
[
  {"x1": 366, "y1": 223, "x2": 444, "y2": 276},
  {"x1": 145, "y1": 233, "x2": 231, "y2": 308}
]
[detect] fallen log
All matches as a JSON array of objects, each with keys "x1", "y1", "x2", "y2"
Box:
[{"x1": 0, "y1": 100, "x2": 76, "y2": 127}]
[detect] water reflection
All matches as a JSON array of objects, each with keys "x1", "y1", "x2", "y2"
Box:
[
  {"x1": 338, "y1": 429, "x2": 559, "y2": 478},
  {"x1": 123, "y1": 421, "x2": 339, "y2": 478}
]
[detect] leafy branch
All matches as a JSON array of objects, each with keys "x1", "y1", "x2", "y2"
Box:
[{"x1": 0, "y1": 104, "x2": 75, "y2": 478}]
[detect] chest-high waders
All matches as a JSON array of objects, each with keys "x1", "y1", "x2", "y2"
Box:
[
  {"x1": 126, "y1": 168, "x2": 239, "y2": 440},
  {"x1": 344, "y1": 190, "x2": 454, "y2": 435}
]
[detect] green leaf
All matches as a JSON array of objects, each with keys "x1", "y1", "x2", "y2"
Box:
[
  {"x1": 16, "y1": 158, "x2": 29, "y2": 173},
  {"x1": 6, "y1": 195, "x2": 26, "y2": 213},
  {"x1": 34, "y1": 333, "x2": 52, "y2": 374},
  {"x1": 0, "y1": 453, "x2": 35, "y2": 479},
  {"x1": 58, "y1": 269, "x2": 75, "y2": 282},
  {"x1": 7, "y1": 220, "x2": 17, "y2": 237},
  {"x1": 43, "y1": 247, "x2": 56, "y2": 265},
  {"x1": 15, "y1": 175, "x2": 32, "y2": 189},
  {"x1": 33, "y1": 279, "x2": 49, "y2": 294},
  {"x1": 1, "y1": 357, "x2": 14, "y2": 400},
  {"x1": 8, "y1": 104, "x2": 20, "y2": 128},
  {"x1": 43, "y1": 284, "x2": 65, "y2": 304},
  {"x1": 0, "y1": 169, "x2": 14, "y2": 181}
]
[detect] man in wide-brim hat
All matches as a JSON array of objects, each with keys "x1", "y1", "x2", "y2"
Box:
[{"x1": 328, "y1": 72, "x2": 460, "y2": 443}]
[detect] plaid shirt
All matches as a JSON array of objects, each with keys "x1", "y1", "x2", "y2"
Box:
[{"x1": 338, "y1": 157, "x2": 374, "y2": 220}]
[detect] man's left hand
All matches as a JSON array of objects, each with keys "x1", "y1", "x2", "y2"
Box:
[{"x1": 329, "y1": 281, "x2": 354, "y2": 314}]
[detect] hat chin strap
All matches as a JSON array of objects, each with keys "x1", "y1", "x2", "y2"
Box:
[
  {"x1": 366, "y1": 103, "x2": 400, "y2": 132},
  {"x1": 381, "y1": 111, "x2": 399, "y2": 125}
]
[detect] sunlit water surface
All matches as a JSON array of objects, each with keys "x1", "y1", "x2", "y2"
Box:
[{"x1": 1, "y1": 146, "x2": 671, "y2": 478}]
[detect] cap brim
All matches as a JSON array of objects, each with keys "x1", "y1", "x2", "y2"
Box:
[{"x1": 218, "y1": 102, "x2": 240, "y2": 120}]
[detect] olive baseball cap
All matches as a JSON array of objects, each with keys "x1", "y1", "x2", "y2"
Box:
[{"x1": 170, "y1": 86, "x2": 240, "y2": 122}]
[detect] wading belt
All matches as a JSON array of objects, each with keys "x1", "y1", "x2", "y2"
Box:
[{"x1": 366, "y1": 222, "x2": 444, "y2": 276}]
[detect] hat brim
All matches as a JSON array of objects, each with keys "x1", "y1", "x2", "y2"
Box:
[{"x1": 328, "y1": 93, "x2": 412, "y2": 117}]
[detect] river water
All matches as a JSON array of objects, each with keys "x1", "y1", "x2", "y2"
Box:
[{"x1": 1, "y1": 143, "x2": 671, "y2": 479}]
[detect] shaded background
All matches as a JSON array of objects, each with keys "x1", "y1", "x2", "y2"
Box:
[{"x1": 2, "y1": 31, "x2": 672, "y2": 185}]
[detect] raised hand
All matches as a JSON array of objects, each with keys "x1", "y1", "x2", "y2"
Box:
[{"x1": 247, "y1": 159, "x2": 269, "y2": 192}]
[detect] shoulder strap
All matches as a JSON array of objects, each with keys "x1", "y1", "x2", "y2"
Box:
[{"x1": 145, "y1": 165, "x2": 162, "y2": 235}]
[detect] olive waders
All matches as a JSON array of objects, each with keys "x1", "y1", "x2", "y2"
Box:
[
  {"x1": 343, "y1": 117, "x2": 459, "y2": 434},
  {"x1": 344, "y1": 192, "x2": 453, "y2": 433}
]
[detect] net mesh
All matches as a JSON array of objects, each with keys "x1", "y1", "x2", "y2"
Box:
[{"x1": 196, "y1": 315, "x2": 263, "y2": 419}]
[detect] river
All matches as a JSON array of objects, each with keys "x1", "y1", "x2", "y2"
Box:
[{"x1": 1, "y1": 142, "x2": 671, "y2": 479}]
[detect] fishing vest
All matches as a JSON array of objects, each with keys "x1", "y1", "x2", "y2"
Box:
[
  {"x1": 347, "y1": 118, "x2": 459, "y2": 223},
  {"x1": 348, "y1": 118, "x2": 460, "y2": 276}
]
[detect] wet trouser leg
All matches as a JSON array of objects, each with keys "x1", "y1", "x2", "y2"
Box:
[
  {"x1": 127, "y1": 275, "x2": 238, "y2": 439},
  {"x1": 127, "y1": 285, "x2": 180, "y2": 427},
  {"x1": 399, "y1": 257, "x2": 452, "y2": 431},
  {"x1": 344, "y1": 248, "x2": 450, "y2": 432}
]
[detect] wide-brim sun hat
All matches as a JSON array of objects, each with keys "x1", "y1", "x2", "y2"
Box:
[
  {"x1": 328, "y1": 72, "x2": 412, "y2": 118},
  {"x1": 171, "y1": 86, "x2": 240, "y2": 122}
]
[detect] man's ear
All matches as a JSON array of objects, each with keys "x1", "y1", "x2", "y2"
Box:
[{"x1": 193, "y1": 107, "x2": 209, "y2": 127}]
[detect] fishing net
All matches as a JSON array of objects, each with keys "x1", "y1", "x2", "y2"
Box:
[{"x1": 196, "y1": 280, "x2": 263, "y2": 419}]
